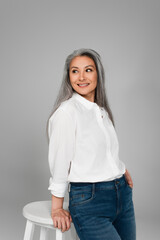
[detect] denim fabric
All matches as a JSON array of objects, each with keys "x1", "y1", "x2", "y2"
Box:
[{"x1": 68, "y1": 174, "x2": 136, "y2": 240}]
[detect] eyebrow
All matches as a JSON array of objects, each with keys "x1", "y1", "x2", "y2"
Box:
[{"x1": 70, "y1": 65, "x2": 95, "y2": 69}]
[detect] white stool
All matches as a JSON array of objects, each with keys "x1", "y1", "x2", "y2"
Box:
[{"x1": 22, "y1": 200, "x2": 79, "y2": 240}]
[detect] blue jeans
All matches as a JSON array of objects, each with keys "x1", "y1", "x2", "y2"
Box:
[{"x1": 68, "y1": 174, "x2": 136, "y2": 240}]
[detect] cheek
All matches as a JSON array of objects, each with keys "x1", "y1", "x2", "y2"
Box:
[
  {"x1": 92, "y1": 74, "x2": 98, "y2": 85},
  {"x1": 70, "y1": 78, "x2": 78, "y2": 88},
  {"x1": 69, "y1": 74, "x2": 76, "y2": 84}
]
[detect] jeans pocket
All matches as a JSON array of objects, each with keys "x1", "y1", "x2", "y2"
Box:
[
  {"x1": 69, "y1": 188, "x2": 94, "y2": 207},
  {"x1": 126, "y1": 182, "x2": 133, "y2": 190},
  {"x1": 124, "y1": 177, "x2": 133, "y2": 191}
]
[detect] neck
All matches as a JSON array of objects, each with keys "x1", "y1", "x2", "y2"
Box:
[{"x1": 79, "y1": 91, "x2": 95, "y2": 103}]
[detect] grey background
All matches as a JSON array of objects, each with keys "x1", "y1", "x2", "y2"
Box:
[{"x1": 1, "y1": 0, "x2": 160, "y2": 239}]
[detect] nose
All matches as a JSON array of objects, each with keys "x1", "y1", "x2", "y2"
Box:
[{"x1": 79, "y1": 71, "x2": 85, "y2": 81}]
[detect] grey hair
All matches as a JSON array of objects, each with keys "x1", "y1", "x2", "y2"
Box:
[{"x1": 46, "y1": 48, "x2": 115, "y2": 140}]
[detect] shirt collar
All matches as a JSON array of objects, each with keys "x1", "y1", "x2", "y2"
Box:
[{"x1": 72, "y1": 92, "x2": 99, "y2": 110}]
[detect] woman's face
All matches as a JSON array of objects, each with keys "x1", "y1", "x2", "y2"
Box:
[{"x1": 69, "y1": 56, "x2": 98, "y2": 101}]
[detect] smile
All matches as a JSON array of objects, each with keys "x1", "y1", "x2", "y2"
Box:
[{"x1": 77, "y1": 83, "x2": 90, "y2": 87}]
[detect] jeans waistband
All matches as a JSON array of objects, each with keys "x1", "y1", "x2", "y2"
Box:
[{"x1": 69, "y1": 174, "x2": 126, "y2": 191}]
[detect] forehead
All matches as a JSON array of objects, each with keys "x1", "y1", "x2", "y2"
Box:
[{"x1": 70, "y1": 56, "x2": 96, "y2": 67}]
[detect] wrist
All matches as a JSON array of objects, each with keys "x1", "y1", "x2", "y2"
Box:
[{"x1": 51, "y1": 194, "x2": 64, "y2": 209}]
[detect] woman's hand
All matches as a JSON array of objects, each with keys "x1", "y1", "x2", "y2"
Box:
[
  {"x1": 51, "y1": 208, "x2": 72, "y2": 233},
  {"x1": 125, "y1": 169, "x2": 133, "y2": 188}
]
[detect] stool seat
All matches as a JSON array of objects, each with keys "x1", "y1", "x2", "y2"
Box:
[
  {"x1": 23, "y1": 200, "x2": 69, "y2": 226},
  {"x1": 22, "y1": 200, "x2": 79, "y2": 240}
]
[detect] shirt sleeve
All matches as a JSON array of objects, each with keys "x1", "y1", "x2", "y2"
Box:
[{"x1": 48, "y1": 108, "x2": 75, "y2": 198}]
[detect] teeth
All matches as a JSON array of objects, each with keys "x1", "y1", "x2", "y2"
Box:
[{"x1": 78, "y1": 84, "x2": 89, "y2": 86}]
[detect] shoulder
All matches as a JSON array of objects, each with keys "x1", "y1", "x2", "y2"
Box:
[
  {"x1": 59, "y1": 97, "x2": 77, "y2": 117},
  {"x1": 49, "y1": 97, "x2": 77, "y2": 124}
]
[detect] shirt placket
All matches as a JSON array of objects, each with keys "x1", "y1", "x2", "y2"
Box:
[
  {"x1": 95, "y1": 107, "x2": 111, "y2": 149},
  {"x1": 95, "y1": 107, "x2": 118, "y2": 174}
]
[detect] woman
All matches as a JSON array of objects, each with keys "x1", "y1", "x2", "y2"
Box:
[{"x1": 47, "y1": 48, "x2": 136, "y2": 239}]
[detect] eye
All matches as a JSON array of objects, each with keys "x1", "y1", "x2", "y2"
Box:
[
  {"x1": 72, "y1": 69, "x2": 78, "y2": 73},
  {"x1": 86, "y1": 68, "x2": 93, "y2": 72}
]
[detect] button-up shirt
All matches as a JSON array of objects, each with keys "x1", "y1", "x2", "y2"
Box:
[{"x1": 48, "y1": 92, "x2": 126, "y2": 197}]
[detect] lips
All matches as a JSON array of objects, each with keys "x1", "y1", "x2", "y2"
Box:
[{"x1": 77, "y1": 83, "x2": 90, "y2": 87}]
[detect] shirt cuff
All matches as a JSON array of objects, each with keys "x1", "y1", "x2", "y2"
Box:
[{"x1": 48, "y1": 178, "x2": 68, "y2": 198}]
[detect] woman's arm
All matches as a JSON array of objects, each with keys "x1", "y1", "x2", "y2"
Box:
[
  {"x1": 51, "y1": 195, "x2": 72, "y2": 233},
  {"x1": 48, "y1": 109, "x2": 75, "y2": 232},
  {"x1": 48, "y1": 108, "x2": 75, "y2": 198}
]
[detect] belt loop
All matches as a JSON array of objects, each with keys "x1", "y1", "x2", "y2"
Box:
[
  {"x1": 92, "y1": 183, "x2": 95, "y2": 196},
  {"x1": 114, "y1": 179, "x2": 118, "y2": 189}
]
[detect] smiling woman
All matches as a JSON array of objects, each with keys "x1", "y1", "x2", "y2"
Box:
[
  {"x1": 69, "y1": 56, "x2": 97, "y2": 102},
  {"x1": 46, "y1": 48, "x2": 136, "y2": 239}
]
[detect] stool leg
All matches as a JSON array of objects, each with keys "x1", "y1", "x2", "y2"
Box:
[
  {"x1": 56, "y1": 228, "x2": 64, "y2": 240},
  {"x1": 23, "y1": 220, "x2": 35, "y2": 240},
  {"x1": 39, "y1": 227, "x2": 48, "y2": 240}
]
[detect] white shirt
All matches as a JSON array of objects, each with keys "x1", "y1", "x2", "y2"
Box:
[{"x1": 48, "y1": 92, "x2": 126, "y2": 197}]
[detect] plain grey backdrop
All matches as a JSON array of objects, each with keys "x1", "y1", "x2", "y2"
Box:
[{"x1": 1, "y1": 0, "x2": 160, "y2": 239}]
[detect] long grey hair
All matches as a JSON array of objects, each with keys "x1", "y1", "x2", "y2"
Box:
[{"x1": 46, "y1": 48, "x2": 115, "y2": 139}]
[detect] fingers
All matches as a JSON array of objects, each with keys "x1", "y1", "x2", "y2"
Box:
[
  {"x1": 61, "y1": 218, "x2": 67, "y2": 232},
  {"x1": 53, "y1": 217, "x2": 70, "y2": 232},
  {"x1": 53, "y1": 219, "x2": 59, "y2": 229},
  {"x1": 61, "y1": 216, "x2": 71, "y2": 232},
  {"x1": 128, "y1": 181, "x2": 133, "y2": 188},
  {"x1": 52, "y1": 209, "x2": 72, "y2": 233},
  {"x1": 69, "y1": 215, "x2": 72, "y2": 222},
  {"x1": 64, "y1": 216, "x2": 71, "y2": 231},
  {"x1": 125, "y1": 169, "x2": 134, "y2": 188},
  {"x1": 64, "y1": 210, "x2": 72, "y2": 223}
]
